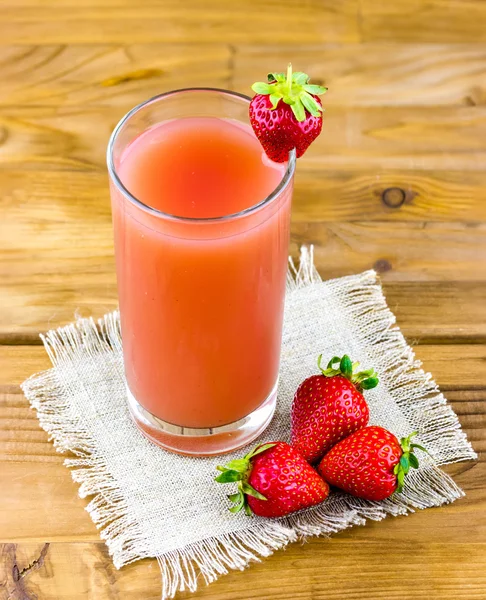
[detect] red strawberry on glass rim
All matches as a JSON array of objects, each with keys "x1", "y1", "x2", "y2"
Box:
[
  {"x1": 249, "y1": 63, "x2": 327, "y2": 163},
  {"x1": 215, "y1": 442, "x2": 329, "y2": 518},
  {"x1": 318, "y1": 426, "x2": 428, "y2": 501},
  {"x1": 291, "y1": 355, "x2": 378, "y2": 464}
]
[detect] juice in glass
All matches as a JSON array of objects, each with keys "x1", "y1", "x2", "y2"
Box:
[{"x1": 108, "y1": 90, "x2": 295, "y2": 455}]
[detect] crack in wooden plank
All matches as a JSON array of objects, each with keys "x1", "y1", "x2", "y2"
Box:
[
  {"x1": 1, "y1": 542, "x2": 50, "y2": 599},
  {"x1": 13, "y1": 543, "x2": 50, "y2": 582}
]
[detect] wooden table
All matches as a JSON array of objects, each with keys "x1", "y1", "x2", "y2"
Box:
[{"x1": 1, "y1": 1, "x2": 485, "y2": 598}]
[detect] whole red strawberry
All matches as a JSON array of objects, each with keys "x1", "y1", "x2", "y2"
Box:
[
  {"x1": 249, "y1": 63, "x2": 327, "y2": 163},
  {"x1": 291, "y1": 355, "x2": 378, "y2": 464},
  {"x1": 215, "y1": 442, "x2": 329, "y2": 518},
  {"x1": 318, "y1": 426, "x2": 427, "y2": 501}
]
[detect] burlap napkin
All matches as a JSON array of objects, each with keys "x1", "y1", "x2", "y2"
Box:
[{"x1": 22, "y1": 248, "x2": 476, "y2": 599}]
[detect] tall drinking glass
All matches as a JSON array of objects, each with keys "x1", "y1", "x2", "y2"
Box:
[{"x1": 107, "y1": 89, "x2": 295, "y2": 456}]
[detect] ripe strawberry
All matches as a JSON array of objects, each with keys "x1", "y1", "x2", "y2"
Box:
[
  {"x1": 215, "y1": 442, "x2": 329, "y2": 518},
  {"x1": 291, "y1": 355, "x2": 378, "y2": 464},
  {"x1": 249, "y1": 63, "x2": 327, "y2": 162},
  {"x1": 318, "y1": 426, "x2": 427, "y2": 501}
]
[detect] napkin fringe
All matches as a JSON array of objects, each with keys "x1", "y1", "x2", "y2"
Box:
[
  {"x1": 157, "y1": 523, "x2": 296, "y2": 597},
  {"x1": 158, "y1": 463, "x2": 466, "y2": 599},
  {"x1": 327, "y1": 268, "x2": 477, "y2": 468},
  {"x1": 287, "y1": 245, "x2": 321, "y2": 291},
  {"x1": 21, "y1": 247, "x2": 476, "y2": 599}
]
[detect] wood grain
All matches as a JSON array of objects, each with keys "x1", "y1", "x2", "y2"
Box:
[
  {"x1": 293, "y1": 168, "x2": 486, "y2": 222},
  {"x1": 413, "y1": 345, "x2": 486, "y2": 390},
  {"x1": 0, "y1": 2, "x2": 360, "y2": 45},
  {"x1": 2, "y1": 538, "x2": 486, "y2": 600},
  {"x1": 3, "y1": 219, "x2": 486, "y2": 338},
  {"x1": 1, "y1": 43, "x2": 485, "y2": 109},
  {"x1": 0, "y1": 462, "x2": 96, "y2": 542},
  {"x1": 304, "y1": 106, "x2": 486, "y2": 172},
  {"x1": 2, "y1": 280, "x2": 486, "y2": 344},
  {"x1": 2, "y1": 459, "x2": 484, "y2": 542},
  {"x1": 0, "y1": 44, "x2": 231, "y2": 108},
  {"x1": 3, "y1": 168, "x2": 486, "y2": 229},
  {"x1": 361, "y1": 0, "x2": 486, "y2": 43},
  {"x1": 381, "y1": 282, "x2": 486, "y2": 344},
  {"x1": 0, "y1": 347, "x2": 50, "y2": 385},
  {"x1": 233, "y1": 44, "x2": 486, "y2": 107},
  {"x1": 291, "y1": 221, "x2": 486, "y2": 282},
  {"x1": 1, "y1": 105, "x2": 485, "y2": 172}
]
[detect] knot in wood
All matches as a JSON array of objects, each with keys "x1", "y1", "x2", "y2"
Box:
[{"x1": 381, "y1": 187, "x2": 406, "y2": 208}]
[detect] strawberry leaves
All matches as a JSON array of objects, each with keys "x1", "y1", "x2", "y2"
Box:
[
  {"x1": 251, "y1": 82, "x2": 275, "y2": 95},
  {"x1": 252, "y1": 63, "x2": 327, "y2": 122},
  {"x1": 215, "y1": 443, "x2": 276, "y2": 515},
  {"x1": 317, "y1": 354, "x2": 379, "y2": 391},
  {"x1": 300, "y1": 92, "x2": 322, "y2": 118},
  {"x1": 409, "y1": 453, "x2": 420, "y2": 469},
  {"x1": 340, "y1": 355, "x2": 353, "y2": 379},
  {"x1": 269, "y1": 93, "x2": 280, "y2": 109},
  {"x1": 303, "y1": 84, "x2": 326, "y2": 95},
  {"x1": 267, "y1": 72, "x2": 286, "y2": 84},
  {"x1": 291, "y1": 101, "x2": 305, "y2": 122},
  {"x1": 215, "y1": 469, "x2": 243, "y2": 483},
  {"x1": 394, "y1": 432, "x2": 428, "y2": 494}
]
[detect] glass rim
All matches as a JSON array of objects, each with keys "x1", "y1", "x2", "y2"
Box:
[{"x1": 106, "y1": 87, "x2": 297, "y2": 223}]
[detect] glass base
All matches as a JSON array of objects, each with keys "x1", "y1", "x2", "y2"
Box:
[{"x1": 126, "y1": 380, "x2": 278, "y2": 457}]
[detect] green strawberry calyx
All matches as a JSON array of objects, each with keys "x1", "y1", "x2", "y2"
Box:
[
  {"x1": 317, "y1": 354, "x2": 379, "y2": 391},
  {"x1": 215, "y1": 443, "x2": 276, "y2": 516},
  {"x1": 394, "y1": 432, "x2": 429, "y2": 494},
  {"x1": 251, "y1": 63, "x2": 327, "y2": 122}
]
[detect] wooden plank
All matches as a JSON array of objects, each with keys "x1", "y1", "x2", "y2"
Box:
[
  {"x1": 0, "y1": 2, "x2": 359, "y2": 45},
  {"x1": 2, "y1": 341, "x2": 484, "y2": 594},
  {"x1": 382, "y1": 283, "x2": 486, "y2": 344},
  {"x1": 233, "y1": 44, "x2": 486, "y2": 107},
  {"x1": 1, "y1": 166, "x2": 486, "y2": 239},
  {"x1": 1, "y1": 280, "x2": 486, "y2": 344},
  {"x1": 0, "y1": 172, "x2": 115, "y2": 340},
  {"x1": 0, "y1": 347, "x2": 50, "y2": 385},
  {"x1": 1, "y1": 105, "x2": 484, "y2": 172},
  {"x1": 3, "y1": 169, "x2": 486, "y2": 229},
  {"x1": 361, "y1": 0, "x2": 486, "y2": 43},
  {"x1": 2, "y1": 252, "x2": 486, "y2": 341},
  {"x1": 293, "y1": 168, "x2": 486, "y2": 223},
  {"x1": 304, "y1": 106, "x2": 486, "y2": 172},
  {"x1": 3, "y1": 343, "x2": 485, "y2": 398},
  {"x1": 0, "y1": 44, "x2": 231, "y2": 108},
  {"x1": 0, "y1": 461, "x2": 97, "y2": 542},
  {"x1": 2, "y1": 538, "x2": 486, "y2": 599},
  {"x1": 445, "y1": 390, "x2": 486, "y2": 456},
  {"x1": 2, "y1": 199, "x2": 486, "y2": 338},
  {"x1": 291, "y1": 221, "x2": 486, "y2": 282},
  {"x1": 1, "y1": 43, "x2": 485, "y2": 109},
  {"x1": 413, "y1": 346, "x2": 486, "y2": 390}
]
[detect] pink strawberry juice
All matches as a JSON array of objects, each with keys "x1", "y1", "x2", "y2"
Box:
[{"x1": 111, "y1": 116, "x2": 294, "y2": 428}]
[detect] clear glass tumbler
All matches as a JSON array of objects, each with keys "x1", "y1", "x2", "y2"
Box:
[{"x1": 107, "y1": 89, "x2": 295, "y2": 456}]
